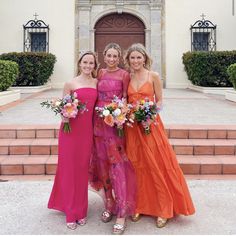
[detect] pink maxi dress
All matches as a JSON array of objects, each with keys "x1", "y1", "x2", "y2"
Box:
[
  {"x1": 48, "y1": 88, "x2": 97, "y2": 223},
  {"x1": 89, "y1": 68, "x2": 136, "y2": 218}
]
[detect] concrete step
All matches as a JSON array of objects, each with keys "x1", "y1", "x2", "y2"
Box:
[
  {"x1": 177, "y1": 155, "x2": 236, "y2": 175},
  {"x1": 1, "y1": 138, "x2": 236, "y2": 155},
  {"x1": 0, "y1": 155, "x2": 57, "y2": 175},
  {"x1": 0, "y1": 139, "x2": 58, "y2": 155},
  {"x1": 0, "y1": 155, "x2": 236, "y2": 175},
  {"x1": 1, "y1": 124, "x2": 236, "y2": 139},
  {"x1": 1, "y1": 124, "x2": 236, "y2": 176}
]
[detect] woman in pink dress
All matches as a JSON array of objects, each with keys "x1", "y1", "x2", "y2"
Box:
[
  {"x1": 48, "y1": 51, "x2": 98, "y2": 230},
  {"x1": 89, "y1": 43, "x2": 136, "y2": 234}
]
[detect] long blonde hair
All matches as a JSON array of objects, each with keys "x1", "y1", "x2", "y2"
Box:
[
  {"x1": 77, "y1": 51, "x2": 99, "y2": 78},
  {"x1": 124, "y1": 43, "x2": 152, "y2": 70}
]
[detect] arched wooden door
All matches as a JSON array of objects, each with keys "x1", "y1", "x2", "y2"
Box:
[{"x1": 95, "y1": 13, "x2": 145, "y2": 69}]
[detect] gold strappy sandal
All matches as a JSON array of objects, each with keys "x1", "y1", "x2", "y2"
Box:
[
  {"x1": 156, "y1": 217, "x2": 168, "y2": 228},
  {"x1": 131, "y1": 213, "x2": 141, "y2": 222}
]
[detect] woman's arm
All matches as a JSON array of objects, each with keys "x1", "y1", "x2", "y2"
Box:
[
  {"x1": 62, "y1": 82, "x2": 71, "y2": 97},
  {"x1": 122, "y1": 71, "x2": 130, "y2": 99},
  {"x1": 152, "y1": 71, "x2": 163, "y2": 108}
]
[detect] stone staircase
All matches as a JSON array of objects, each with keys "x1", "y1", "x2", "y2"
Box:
[{"x1": 0, "y1": 124, "x2": 236, "y2": 175}]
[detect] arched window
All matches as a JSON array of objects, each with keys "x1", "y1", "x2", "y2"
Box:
[
  {"x1": 190, "y1": 14, "x2": 216, "y2": 51},
  {"x1": 23, "y1": 14, "x2": 49, "y2": 52}
]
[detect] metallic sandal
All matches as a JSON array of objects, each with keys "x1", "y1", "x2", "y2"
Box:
[
  {"x1": 66, "y1": 222, "x2": 77, "y2": 230},
  {"x1": 131, "y1": 213, "x2": 141, "y2": 222},
  {"x1": 156, "y1": 217, "x2": 168, "y2": 228},
  {"x1": 77, "y1": 218, "x2": 87, "y2": 226},
  {"x1": 112, "y1": 223, "x2": 126, "y2": 235},
  {"x1": 101, "y1": 210, "x2": 113, "y2": 223}
]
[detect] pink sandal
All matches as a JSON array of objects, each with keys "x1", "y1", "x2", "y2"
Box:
[
  {"x1": 66, "y1": 222, "x2": 77, "y2": 230},
  {"x1": 77, "y1": 218, "x2": 87, "y2": 226}
]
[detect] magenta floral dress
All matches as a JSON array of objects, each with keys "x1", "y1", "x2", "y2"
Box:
[{"x1": 89, "y1": 68, "x2": 136, "y2": 218}]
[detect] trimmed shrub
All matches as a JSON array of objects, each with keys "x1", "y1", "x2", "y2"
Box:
[
  {"x1": 227, "y1": 63, "x2": 236, "y2": 89},
  {"x1": 0, "y1": 60, "x2": 19, "y2": 91},
  {"x1": 0, "y1": 52, "x2": 56, "y2": 86},
  {"x1": 182, "y1": 51, "x2": 236, "y2": 87}
]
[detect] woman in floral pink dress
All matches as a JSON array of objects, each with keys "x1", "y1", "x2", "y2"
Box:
[
  {"x1": 48, "y1": 51, "x2": 98, "y2": 230},
  {"x1": 89, "y1": 43, "x2": 136, "y2": 234}
]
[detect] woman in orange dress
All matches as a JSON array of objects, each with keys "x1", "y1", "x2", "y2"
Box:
[{"x1": 124, "y1": 43, "x2": 195, "y2": 228}]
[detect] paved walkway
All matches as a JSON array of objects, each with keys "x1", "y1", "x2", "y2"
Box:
[
  {"x1": 0, "y1": 179, "x2": 236, "y2": 235},
  {"x1": 0, "y1": 88, "x2": 236, "y2": 235},
  {"x1": 0, "y1": 88, "x2": 236, "y2": 125}
]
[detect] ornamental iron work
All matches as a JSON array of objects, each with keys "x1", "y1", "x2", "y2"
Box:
[
  {"x1": 190, "y1": 14, "x2": 216, "y2": 51},
  {"x1": 23, "y1": 13, "x2": 49, "y2": 52}
]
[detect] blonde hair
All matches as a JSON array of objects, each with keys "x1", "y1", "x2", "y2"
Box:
[
  {"x1": 124, "y1": 43, "x2": 152, "y2": 70},
  {"x1": 77, "y1": 51, "x2": 99, "y2": 78},
  {"x1": 103, "y1": 42, "x2": 122, "y2": 57}
]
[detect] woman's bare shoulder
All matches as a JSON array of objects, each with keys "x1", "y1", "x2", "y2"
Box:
[{"x1": 150, "y1": 71, "x2": 161, "y2": 82}]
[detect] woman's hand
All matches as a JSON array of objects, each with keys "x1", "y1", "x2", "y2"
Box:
[
  {"x1": 61, "y1": 115, "x2": 69, "y2": 123},
  {"x1": 156, "y1": 101, "x2": 162, "y2": 110}
]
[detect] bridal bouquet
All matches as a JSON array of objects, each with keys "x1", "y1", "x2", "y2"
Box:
[
  {"x1": 40, "y1": 92, "x2": 87, "y2": 133},
  {"x1": 95, "y1": 96, "x2": 133, "y2": 137},
  {"x1": 132, "y1": 97, "x2": 161, "y2": 135}
]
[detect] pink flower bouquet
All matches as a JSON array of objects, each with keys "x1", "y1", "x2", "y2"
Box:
[
  {"x1": 132, "y1": 97, "x2": 161, "y2": 135},
  {"x1": 95, "y1": 96, "x2": 133, "y2": 137},
  {"x1": 40, "y1": 92, "x2": 87, "y2": 133}
]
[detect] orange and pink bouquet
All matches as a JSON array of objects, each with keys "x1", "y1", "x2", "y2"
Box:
[
  {"x1": 40, "y1": 92, "x2": 87, "y2": 133},
  {"x1": 132, "y1": 97, "x2": 161, "y2": 135},
  {"x1": 95, "y1": 96, "x2": 133, "y2": 137}
]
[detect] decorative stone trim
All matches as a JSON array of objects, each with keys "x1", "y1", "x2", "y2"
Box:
[
  {"x1": 225, "y1": 90, "x2": 236, "y2": 102},
  {"x1": 11, "y1": 84, "x2": 51, "y2": 94},
  {"x1": 0, "y1": 89, "x2": 21, "y2": 106},
  {"x1": 189, "y1": 84, "x2": 234, "y2": 95}
]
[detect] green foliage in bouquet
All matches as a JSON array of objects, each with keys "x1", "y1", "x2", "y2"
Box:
[
  {"x1": 0, "y1": 52, "x2": 56, "y2": 86},
  {"x1": 182, "y1": 51, "x2": 236, "y2": 87},
  {"x1": 0, "y1": 60, "x2": 19, "y2": 91}
]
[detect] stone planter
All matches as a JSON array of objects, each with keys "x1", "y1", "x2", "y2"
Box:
[
  {"x1": 188, "y1": 84, "x2": 234, "y2": 95},
  {"x1": 10, "y1": 83, "x2": 51, "y2": 94},
  {"x1": 0, "y1": 89, "x2": 21, "y2": 106},
  {"x1": 225, "y1": 90, "x2": 236, "y2": 102}
]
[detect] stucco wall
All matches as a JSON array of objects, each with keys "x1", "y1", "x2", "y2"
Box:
[
  {"x1": 165, "y1": 0, "x2": 236, "y2": 88},
  {"x1": 1, "y1": 0, "x2": 235, "y2": 89},
  {"x1": 0, "y1": 0, "x2": 75, "y2": 88}
]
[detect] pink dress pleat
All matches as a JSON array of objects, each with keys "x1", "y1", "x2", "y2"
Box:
[{"x1": 48, "y1": 88, "x2": 97, "y2": 223}]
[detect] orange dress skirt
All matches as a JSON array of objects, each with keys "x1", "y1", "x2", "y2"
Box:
[{"x1": 125, "y1": 82, "x2": 195, "y2": 218}]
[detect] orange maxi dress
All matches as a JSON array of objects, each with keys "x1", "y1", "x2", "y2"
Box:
[{"x1": 125, "y1": 81, "x2": 195, "y2": 219}]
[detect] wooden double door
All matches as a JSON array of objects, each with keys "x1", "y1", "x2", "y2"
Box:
[{"x1": 95, "y1": 13, "x2": 145, "y2": 69}]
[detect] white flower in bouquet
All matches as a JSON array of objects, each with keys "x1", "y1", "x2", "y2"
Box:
[
  {"x1": 113, "y1": 108, "x2": 121, "y2": 117},
  {"x1": 102, "y1": 109, "x2": 110, "y2": 116}
]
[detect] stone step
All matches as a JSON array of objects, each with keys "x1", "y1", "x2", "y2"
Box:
[
  {"x1": 1, "y1": 138, "x2": 236, "y2": 155},
  {"x1": 1, "y1": 124, "x2": 236, "y2": 139},
  {"x1": 0, "y1": 155, "x2": 236, "y2": 175},
  {"x1": 0, "y1": 155, "x2": 57, "y2": 175}
]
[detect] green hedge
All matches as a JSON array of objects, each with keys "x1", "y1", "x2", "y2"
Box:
[
  {"x1": 0, "y1": 52, "x2": 56, "y2": 86},
  {"x1": 227, "y1": 63, "x2": 236, "y2": 89},
  {"x1": 0, "y1": 60, "x2": 19, "y2": 91},
  {"x1": 182, "y1": 51, "x2": 236, "y2": 87}
]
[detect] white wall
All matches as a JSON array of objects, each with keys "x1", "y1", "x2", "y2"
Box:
[
  {"x1": 0, "y1": 0, "x2": 75, "y2": 88},
  {"x1": 165, "y1": 0, "x2": 236, "y2": 88},
  {"x1": 1, "y1": 0, "x2": 236, "y2": 89}
]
